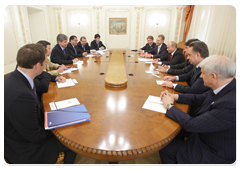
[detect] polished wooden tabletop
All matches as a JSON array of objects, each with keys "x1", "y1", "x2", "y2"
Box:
[{"x1": 42, "y1": 49, "x2": 189, "y2": 162}]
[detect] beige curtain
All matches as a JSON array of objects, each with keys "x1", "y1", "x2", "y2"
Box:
[
  {"x1": 183, "y1": 5, "x2": 195, "y2": 42},
  {"x1": 187, "y1": 5, "x2": 236, "y2": 62}
]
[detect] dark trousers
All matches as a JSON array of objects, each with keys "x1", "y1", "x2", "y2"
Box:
[
  {"x1": 159, "y1": 129, "x2": 191, "y2": 164},
  {"x1": 54, "y1": 137, "x2": 77, "y2": 164}
]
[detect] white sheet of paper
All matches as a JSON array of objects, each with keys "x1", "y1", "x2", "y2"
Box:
[
  {"x1": 55, "y1": 98, "x2": 80, "y2": 109},
  {"x1": 73, "y1": 60, "x2": 83, "y2": 65},
  {"x1": 142, "y1": 95, "x2": 167, "y2": 114},
  {"x1": 86, "y1": 54, "x2": 95, "y2": 57},
  {"x1": 58, "y1": 70, "x2": 72, "y2": 75},
  {"x1": 72, "y1": 79, "x2": 78, "y2": 84},
  {"x1": 102, "y1": 49, "x2": 111, "y2": 51},
  {"x1": 56, "y1": 79, "x2": 75, "y2": 88},
  {"x1": 138, "y1": 58, "x2": 152, "y2": 62},
  {"x1": 145, "y1": 61, "x2": 152, "y2": 64},
  {"x1": 49, "y1": 102, "x2": 57, "y2": 110},
  {"x1": 96, "y1": 50, "x2": 105, "y2": 55},
  {"x1": 156, "y1": 80, "x2": 168, "y2": 85},
  {"x1": 145, "y1": 70, "x2": 159, "y2": 74},
  {"x1": 152, "y1": 74, "x2": 160, "y2": 78}
]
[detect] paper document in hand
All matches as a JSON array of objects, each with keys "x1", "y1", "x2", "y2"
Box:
[
  {"x1": 56, "y1": 78, "x2": 75, "y2": 88},
  {"x1": 59, "y1": 70, "x2": 72, "y2": 75},
  {"x1": 142, "y1": 95, "x2": 167, "y2": 114},
  {"x1": 73, "y1": 60, "x2": 83, "y2": 65},
  {"x1": 102, "y1": 49, "x2": 110, "y2": 51},
  {"x1": 145, "y1": 70, "x2": 159, "y2": 74},
  {"x1": 156, "y1": 80, "x2": 168, "y2": 85},
  {"x1": 55, "y1": 98, "x2": 80, "y2": 109}
]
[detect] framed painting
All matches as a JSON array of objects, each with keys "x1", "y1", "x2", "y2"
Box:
[{"x1": 109, "y1": 18, "x2": 127, "y2": 35}]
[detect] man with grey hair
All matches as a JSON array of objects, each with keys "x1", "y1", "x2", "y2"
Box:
[
  {"x1": 158, "y1": 55, "x2": 236, "y2": 164},
  {"x1": 51, "y1": 34, "x2": 78, "y2": 65},
  {"x1": 152, "y1": 41, "x2": 185, "y2": 65}
]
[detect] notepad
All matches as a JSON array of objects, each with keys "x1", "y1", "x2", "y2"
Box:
[
  {"x1": 54, "y1": 98, "x2": 80, "y2": 109},
  {"x1": 56, "y1": 78, "x2": 75, "y2": 88},
  {"x1": 44, "y1": 104, "x2": 90, "y2": 130},
  {"x1": 145, "y1": 70, "x2": 159, "y2": 74},
  {"x1": 138, "y1": 58, "x2": 152, "y2": 62},
  {"x1": 142, "y1": 95, "x2": 167, "y2": 114}
]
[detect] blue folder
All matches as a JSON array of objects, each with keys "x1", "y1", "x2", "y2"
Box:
[{"x1": 44, "y1": 105, "x2": 90, "y2": 130}]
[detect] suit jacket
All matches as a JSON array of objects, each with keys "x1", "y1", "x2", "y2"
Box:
[
  {"x1": 167, "y1": 59, "x2": 194, "y2": 75},
  {"x1": 147, "y1": 43, "x2": 167, "y2": 58},
  {"x1": 174, "y1": 66, "x2": 210, "y2": 94},
  {"x1": 4, "y1": 69, "x2": 59, "y2": 163},
  {"x1": 166, "y1": 78, "x2": 236, "y2": 163},
  {"x1": 140, "y1": 42, "x2": 156, "y2": 52},
  {"x1": 77, "y1": 41, "x2": 91, "y2": 53},
  {"x1": 67, "y1": 43, "x2": 84, "y2": 58},
  {"x1": 46, "y1": 58, "x2": 59, "y2": 76},
  {"x1": 90, "y1": 40, "x2": 106, "y2": 50},
  {"x1": 50, "y1": 44, "x2": 75, "y2": 65},
  {"x1": 160, "y1": 48, "x2": 185, "y2": 65}
]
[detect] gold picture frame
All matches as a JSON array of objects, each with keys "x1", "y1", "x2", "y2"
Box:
[{"x1": 109, "y1": 18, "x2": 127, "y2": 35}]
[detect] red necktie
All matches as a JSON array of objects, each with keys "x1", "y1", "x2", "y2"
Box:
[{"x1": 170, "y1": 54, "x2": 172, "y2": 61}]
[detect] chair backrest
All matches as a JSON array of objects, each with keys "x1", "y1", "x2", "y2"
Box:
[{"x1": 177, "y1": 42, "x2": 187, "y2": 60}]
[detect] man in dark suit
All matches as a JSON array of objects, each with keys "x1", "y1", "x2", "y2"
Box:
[
  {"x1": 77, "y1": 36, "x2": 96, "y2": 54},
  {"x1": 137, "y1": 35, "x2": 156, "y2": 52},
  {"x1": 154, "y1": 41, "x2": 185, "y2": 65},
  {"x1": 157, "y1": 38, "x2": 199, "y2": 75},
  {"x1": 51, "y1": 34, "x2": 78, "y2": 65},
  {"x1": 67, "y1": 35, "x2": 87, "y2": 57},
  {"x1": 161, "y1": 41, "x2": 210, "y2": 94},
  {"x1": 144, "y1": 34, "x2": 168, "y2": 58},
  {"x1": 90, "y1": 34, "x2": 106, "y2": 50},
  {"x1": 4, "y1": 44, "x2": 77, "y2": 163},
  {"x1": 159, "y1": 55, "x2": 236, "y2": 164}
]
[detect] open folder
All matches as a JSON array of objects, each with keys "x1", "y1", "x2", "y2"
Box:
[{"x1": 44, "y1": 105, "x2": 91, "y2": 130}]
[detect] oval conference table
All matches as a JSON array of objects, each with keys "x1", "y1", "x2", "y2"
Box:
[{"x1": 42, "y1": 49, "x2": 189, "y2": 162}]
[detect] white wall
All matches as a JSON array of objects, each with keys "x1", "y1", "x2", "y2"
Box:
[{"x1": 5, "y1": 5, "x2": 183, "y2": 74}]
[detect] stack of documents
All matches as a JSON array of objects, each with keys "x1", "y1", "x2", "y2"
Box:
[
  {"x1": 56, "y1": 78, "x2": 76, "y2": 88},
  {"x1": 49, "y1": 98, "x2": 81, "y2": 110},
  {"x1": 44, "y1": 104, "x2": 91, "y2": 130},
  {"x1": 142, "y1": 95, "x2": 167, "y2": 114}
]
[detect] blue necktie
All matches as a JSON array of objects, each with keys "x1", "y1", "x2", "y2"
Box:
[
  {"x1": 63, "y1": 48, "x2": 66, "y2": 56},
  {"x1": 73, "y1": 46, "x2": 77, "y2": 54},
  {"x1": 205, "y1": 91, "x2": 215, "y2": 104},
  {"x1": 82, "y1": 45, "x2": 85, "y2": 51}
]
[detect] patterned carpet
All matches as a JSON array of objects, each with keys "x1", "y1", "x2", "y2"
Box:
[{"x1": 74, "y1": 151, "x2": 161, "y2": 164}]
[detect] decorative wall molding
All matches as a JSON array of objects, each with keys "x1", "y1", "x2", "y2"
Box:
[
  {"x1": 134, "y1": 6, "x2": 144, "y2": 49},
  {"x1": 18, "y1": 5, "x2": 27, "y2": 45},
  {"x1": 93, "y1": 6, "x2": 102, "y2": 34},
  {"x1": 174, "y1": 6, "x2": 186, "y2": 42},
  {"x1": 53, "y1": 7, "x2": 62, "y2": 34}
]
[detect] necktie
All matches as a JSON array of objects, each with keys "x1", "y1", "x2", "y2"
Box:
[
  {"x1": 33, "y1": 84, "x2": 40, "y2": 107},
  {"x1": 73, "y1": 46, "x2": 77, "y2": 54},
  {"x1": 170, "y1": 54, "x2": 172, "y2": 61},
  {"x1": 205, "y1": 91, "x2": 215, "y2": 104},
  {"x1": 157, "y1": 46, "x2": 160, "y2": 54},
  {"x1": 63, "y1": 48, "x2": 66, "y2": 56},
  {"x1": 83, "y1": 45, "x2": 86, "y2": 51}
]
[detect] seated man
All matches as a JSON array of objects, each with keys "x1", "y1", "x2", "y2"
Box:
[
  {"x1": 157, "y1": 38, "x2": 199, "y2": 75},
  {"x1": 51, "y1": 34, "x2": 78, "y2": 65},
  {"x1": 144, "y1": 34, "x2": 167, "y2": 58},
  {"x1": 37, "y1": 40, "x2": 67, "y2": 81},
  {"x1": 77, "y1": 36, "x2": 96, "y2": 54},
  {"x1": 156, "y1": 41, "x2": 185, "y2": 65},
  {"x1": 67, "y1": 35, "x2": 87, "y2": 57},
  {"x1": 159, "y1": 55, "x2": 236, "y2": 164},
  {"x1": 4, "y1": 44, "x2": 77, "y2": 163},
  {"x1": 90, "y1": 34, "x2": 106, "y2": 50},
  {"x1": 161, "y1": 41, "x2": 210, "y2": 94},
  {"x1": 137, "y1": 35, "x2": 156, "y2": 52}
]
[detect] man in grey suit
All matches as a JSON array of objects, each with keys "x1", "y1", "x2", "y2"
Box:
[{"x1": 159, "y1": 55, "x2": 236, "y2": 164}]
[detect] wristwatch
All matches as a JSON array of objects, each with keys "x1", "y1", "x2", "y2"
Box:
[{"x1": 166, "y1": 103, "x2": 174, "y2": 110}]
